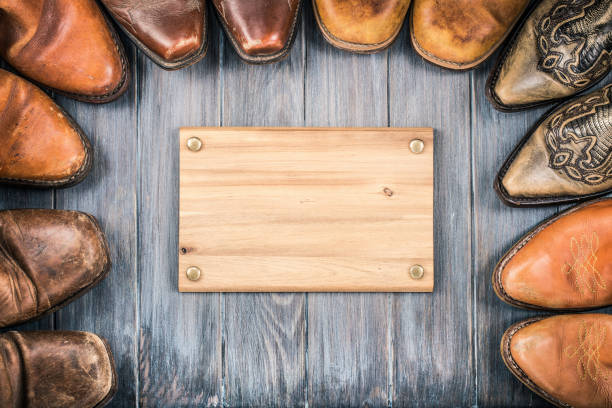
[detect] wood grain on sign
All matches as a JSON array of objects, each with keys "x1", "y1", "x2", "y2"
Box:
[{"x1": 179, "y1": 127, "x2": 434, "y2": 292}]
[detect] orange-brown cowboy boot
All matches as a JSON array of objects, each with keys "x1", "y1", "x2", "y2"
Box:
[
  {"x1": 0, "y1": 69, "x2": 92, "y2": 187},
  {"x1": 410, "y1": 0, "x2": 530, "y2": 70},
  {"x1": 0, "y1": 0, "x2": 130, "y2": 103},
  {"x1": 0, "y1": 210, "x2": 111, "y2": 328},
  {"x1": 313, "y1": 0, "x2": 411, "y2": 53},
  {"x1": 493, "y1": 198, "x2": 612, "y2": 311},
  {"x1": 502, "y1": 314, "x2": 612, "y2": 408},
  {"x1": 0, "y1": 331, "x2": 116, "y2": 408}
]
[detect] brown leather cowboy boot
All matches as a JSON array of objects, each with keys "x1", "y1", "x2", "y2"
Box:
[
  {"x1": 211, "y1": 0, "x2": 302, "y2": 64},
  {"x1": 0, "y1": 0, "x2": 130, "y2": 103},
  {"x1": 100, "y1": 0, "x2": 208, "y2": 70},
  {"x1": 0, "y1": 69, "x2": 92, "y2": 188},
  {"x1": 313, "y1": 0, "x2": 411, "y2": 53},
  {"x1": 0, "y1": 331, "x2": 116, "y2": 408},
  {"x1": 495, "y1": 83, "x2": 612, "y2": 206},
  {"x1": 487, "y1": 0, "x2": 612, "y2": 111},
  {"x1": 502, "y1": 314, "x2": 612, "y2": 408},
  {"x1": 493, "y1": 198, "x2": 612, "y2": 311},
  {"x1": 0, "y1": 210, "x2": 111, "y2": 328},
  {"x1": 410, "y1": 0, "x2": 530, "y2": 70}
]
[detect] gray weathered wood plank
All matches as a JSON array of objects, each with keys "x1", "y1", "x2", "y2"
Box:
[
  {"x1": 52, "y1": 41, "x2": 139, "y2": 407},
  {"x1": 219, "y1": 14, "x2": 307, "y2": 408},
  {"x1": 388, "y1": 24, "x2": 474, "y2": 407},
  {"x1": 137, "y1": 19, "x2": 223, "y2": 407},
  {"x1": 304, "y1": 6, "x2": 390, "y2": 406},
  {"x1": 472, "y1": 58, "x2": 559, "y2": 407}
]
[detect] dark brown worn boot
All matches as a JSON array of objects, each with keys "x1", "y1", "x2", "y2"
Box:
[
  {"x1": 0, "y1": 331, "x2": 117, "y2": 408},
  {"x1": 211, "y1": 0, "x2": 302, "y2": 64},
  {"x1": 0, "y1": 69, "x2": 92, "y2": 188},
  {"x1": 487, "y1": 0, "x2": 612, "y2": 111},
  {"x1": 0, "y1": 210, "x2": 111, "y2": 328},
  {"x1": 100, "y1": 0, "x2": 208, "y2": 70},
  {"x1": 0, "y1": 0, "x2": 130, "y2": 103},
  {"x1": 502, "y1": 314, "x2": 612, "y2": 408}
]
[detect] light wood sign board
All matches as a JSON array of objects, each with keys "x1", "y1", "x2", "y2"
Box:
[{"x1": 179, "y1": 127, "x2": 434, "y2": 292}]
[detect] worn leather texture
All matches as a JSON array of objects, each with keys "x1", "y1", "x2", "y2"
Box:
[
  {"x1": 0, "y1": 210, "x2": 111, "y2": 328},
  {"x1": 489, "y1": 0, "x2": 612, "y2": 110},
  {"x1": 313, "y1": 0, "x2": 411, "y2": 52},
  {"x1": 0, "y1": 331, "x2": 116, "y2": 408},
  {"x1": 502, "y1": 314, "x2": 612, "y2": 408},
  {"x1": 494, "y1": 198, "x2": 612, "y2": 310},
  {"x1": 410, "y1": 0, "x2": 529, "y2": 69},
  {"x1": 212, "y1": 0, "x2": 301, "y2": 62},
  {"x1": 100, "y1": 0, "x2": 207, "y2": 68},
  {"x1": 497, "y1": 84, "x2": 612, "y2": 205},
  {"x1": 0, "y1": 69, "x2": 91, "y2": 187},
  {"x1": 0, "y1": 0, "x2": 129, "y2": 102}
]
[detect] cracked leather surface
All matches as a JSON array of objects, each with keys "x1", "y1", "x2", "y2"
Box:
[
  {"x1": 0, "y1": 331, "x2": 115, "y2": 408},
  {"x1": 0, "y1": 209, "x2": 110, "y2": 328}
]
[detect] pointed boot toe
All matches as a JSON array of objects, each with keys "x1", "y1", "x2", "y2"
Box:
[
  {"x1": 496, "y1": 84, "x2": 612, "y2": 207},
  {"x1": 212, "y1": 0, "x2": 302, "y2": 64},
  {"x1": 488, "y1": 0, "x2": 612, "y2": 111},
  {"x1": 0, "y1": 331, "x2": 116, "y2": 408},
  {"x1": 0, "y1": 0, "x2": 130, "y2": 103},
  {"x1": 493, "y1": 198, "x2": 612, "y2": 311},
  {"x1": 410, "y1": 0, "x2": 530, "y2": 70},
  {"x1": 502, "y1": 314, "x2": 612, "y2": 408},
  {"x1": 0, "y1": 69, "x2": 92, "y2": 187},
  {"x1": 100, "y1": 0, "x2": 208, "y2": 70},
  {"x1": 313, "y1": 0, "x2": 411, "y2": 53},
  {"x1": 0, "y1": 210, "x2": 111, "y2": 328}
]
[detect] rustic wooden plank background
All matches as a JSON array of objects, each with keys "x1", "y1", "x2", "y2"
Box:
[{"x1": 3, "y1": 2, "x2": 612, "y2": 407}]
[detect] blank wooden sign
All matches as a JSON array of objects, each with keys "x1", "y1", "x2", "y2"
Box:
[{"x1": 179, "y1": 127, "x2": 434, "y2": 292}]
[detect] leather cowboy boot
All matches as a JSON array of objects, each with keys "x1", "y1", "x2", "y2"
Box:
[
  {"x1": 0, "y1": 0, "x2": 130, "y2": 103},
  {"x1": 211, "y1": 0, "x2": 302, "y2": 64},
  {"x1": 495, "y1": 83, "x2": 612, "y2": 206},
  {"x1": 0, "y1": 210, "x2": 111, "y2": 328},
  {"x1": 410, "y1": 0, "x2": 530, "y2": 70},
  {"x1": 0, "y1": 69, "x2": 92, "y2": 188},
  {"x1": 0, "y1": 331, "x2": 116, "y2": 408},
  {"x1": 312, "y1": 0, "x2": 411, "y2": 53},
  {"x1": 487, "y1": 0, "x2": 612, "y2": 111},
  {"x1": 502, "y1": 314, "x2": 612, "y2": 408},
  {"x1": 493, "y1": 198, "x2": 612, "y2": 311},
  {"x1": 99, "y1": 0, "x2": 208, "y2": 70}
]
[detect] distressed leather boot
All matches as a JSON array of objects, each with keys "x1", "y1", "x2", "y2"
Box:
[
  {"x1": 502, "y1": 314, "x2": 612, "y2": 408},
  {"x1": 0, "y1": 69, "x2": 92, "y2": 188},
  {"x1": 0, "y1": 331, "x2": 116, "y2": 408},
  {"x1": 100, "y1": 0, "x2": 208, "y2": 70},
  {"x1": 410, "y1": 0, "x2": 530, "y2": 70},
  {"x1": 313, "y1": 0, "x2": 411, "y2": 53},
  {"x1": 493, "y1": 198, "x2": 612, "y2": 311},
  {"x1": 211, "y1": 0, "x2": 302, "y2": 64},
  {"x1": 0, "y1": 0, "x2": 129, "y2": 103},
  {"x1": 0, "y1": 210, "x2": 111, "y2": 328},
  {"x1": 495, "y1": 84, "x2": 612, "y2": 206},
  {"x1": 488, "y1": 0, "x2": 612, "y2": 111}
]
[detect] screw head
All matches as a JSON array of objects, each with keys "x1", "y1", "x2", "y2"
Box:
[
  {"x1": 186, "y1": 266, "x2": 201, "y2": 281},
  {"x1": 409, "y1": 139, "x2": 425, "y2": 154},
  {"x1": 187, "y1": 137, "x2": 203, "y2": 152},
  {"x1": 409, "y1": 264, "x2": 424, "y2": 280}
]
